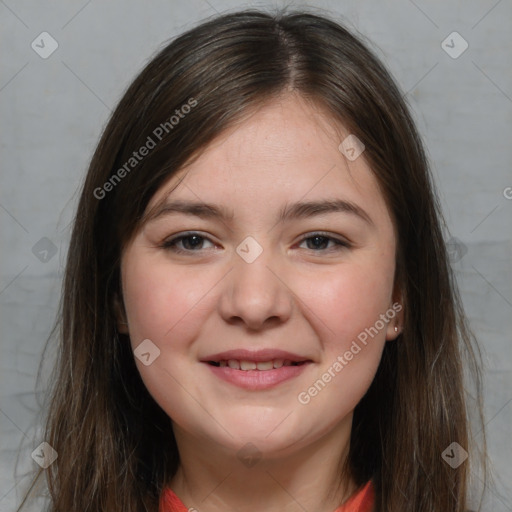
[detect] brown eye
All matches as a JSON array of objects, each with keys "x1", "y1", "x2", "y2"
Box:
[
  {"x1": 298, "y1": 233, "x2": 351, "y2": 252},
  {"x1": 162, "y1": 232, "x2": 215, "y2": 254}
]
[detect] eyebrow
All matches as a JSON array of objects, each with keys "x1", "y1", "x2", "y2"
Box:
[{"x1": 144, "y1": 198, "x2": 373, "y2": 226}]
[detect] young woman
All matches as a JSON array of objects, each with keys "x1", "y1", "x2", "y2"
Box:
[{"x1": 19, "y1": 8, "x2": 486, "y2": 512}]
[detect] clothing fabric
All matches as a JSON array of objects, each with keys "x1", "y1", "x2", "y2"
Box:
[{"x1": 159, "y1": 480, "x2": 374, "y2": 512}]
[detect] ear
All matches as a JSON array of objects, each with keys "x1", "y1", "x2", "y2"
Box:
[
  {"x1": 385, "y1": 284, "x2": 404, "y2": 341},
  {"x1": 113, "y1": 291, "x2": 129, "y2": 334}
]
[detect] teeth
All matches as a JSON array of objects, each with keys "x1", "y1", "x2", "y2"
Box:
[
  {"x1": 216, "y1": 359, "x2": 304, "y2": 371},
  {"x1": 240, "y1": 360, "x2": 257, "y2": 370},
  {"x1": 256, "y1": 361, "x2": 273, "y2": 371}
]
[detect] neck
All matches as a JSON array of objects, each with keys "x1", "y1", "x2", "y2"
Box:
[{"x1": 169, "y1": 417, "x2": 356, "y2": 512}]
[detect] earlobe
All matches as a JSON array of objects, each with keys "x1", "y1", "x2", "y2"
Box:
[
  {"x1": 385, "y1": 310, "x2": 402, "y2": 341},
  {"x1": 386, "y1": 286, "x2": 404, "y2": 341},
  {"x1": 385, "y1": 318, "x2": 401, "y2": 341}
]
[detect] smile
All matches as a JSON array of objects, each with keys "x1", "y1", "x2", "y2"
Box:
[
  {"x1": 201, "y1": 349, "x2": 313, "y2": 390},
  {"x1": 208, "y1": 359, "x2": 307, "y2": 371}
]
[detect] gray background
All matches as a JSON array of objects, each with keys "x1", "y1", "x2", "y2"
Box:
[{"x1": 1, "y1": 0, "x2": 511, "y2": 510}]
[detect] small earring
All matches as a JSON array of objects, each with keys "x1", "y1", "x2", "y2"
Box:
[{"x1": 394, "y1": 325, "x2": 399, "y2": 333}]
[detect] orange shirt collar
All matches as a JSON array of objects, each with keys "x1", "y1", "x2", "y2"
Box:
[{"x1": 160, "y1": 480, "x2": 374, "y2": 512}]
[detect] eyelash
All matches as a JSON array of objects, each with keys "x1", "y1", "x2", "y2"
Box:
[{"x1": 160, "y1": 231, "x2": 351, "y2": 255}]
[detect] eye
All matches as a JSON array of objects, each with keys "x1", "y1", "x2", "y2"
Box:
[
  {"x1": 161, "y1": 232, "x2": 216, "y2": 254},
  {"x1": 298, "y1": 232, "x2": 351, "y2": 252},
  {"x1": 160, "y1": 231, "x2": 351, "y2": 255}
]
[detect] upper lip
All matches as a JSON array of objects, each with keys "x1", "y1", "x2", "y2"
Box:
[{"x1": 201, "y1": 349, "x2": 311, "y2": 363}]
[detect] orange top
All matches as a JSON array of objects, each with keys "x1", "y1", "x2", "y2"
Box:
[{"x1": 159, "y1": 480, "x2": 374, "y2": 512}]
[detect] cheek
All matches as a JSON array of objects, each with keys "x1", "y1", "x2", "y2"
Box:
[
  {"x1": 294, "y1": 259, "x2": 394, "y2": 411},
  {"x1": 305, "y1": 257, "x2": 395, "y2": 345},
  {"x1": 121, "y1": 257, "x2": 216, "y2": 428},
  {"x1": 122, "y1": 258, "x2": 208, "y2": 345}
]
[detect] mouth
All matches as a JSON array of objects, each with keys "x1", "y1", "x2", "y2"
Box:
[
  {"x1": 207, "y1": 359, "x2": 308, "y2": 370},
  {"x1": 201, "y1": 349, "x2": 313, "y2": 390}
]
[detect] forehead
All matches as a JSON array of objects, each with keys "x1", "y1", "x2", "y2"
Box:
[{"x1": 144, "y1": 93, "x2": 389, "y2": 226}]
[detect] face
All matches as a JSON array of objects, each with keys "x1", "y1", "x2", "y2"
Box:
[{"x1": 119, "y1": 93, "x2": 402, "y2": 459}]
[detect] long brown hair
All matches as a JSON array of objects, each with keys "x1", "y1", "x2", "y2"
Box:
[{"x1": 19, "y1": 7, "x2": 486, "y2": 511}]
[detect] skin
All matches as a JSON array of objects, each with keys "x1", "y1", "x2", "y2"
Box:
[{"x1": 119, "y1": 92, "x2": 403, "y2": 512}]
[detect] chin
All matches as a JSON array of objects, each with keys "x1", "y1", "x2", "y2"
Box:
[{"x1": 205, "y1": 413, "x2": 315, "y2": 458}]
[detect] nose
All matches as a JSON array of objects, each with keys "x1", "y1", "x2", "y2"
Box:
[{"x1": 218, "y1": 244, "x2": 293, "y2": 331}]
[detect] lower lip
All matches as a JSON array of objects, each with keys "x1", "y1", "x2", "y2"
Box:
[{"x1": 204, "y1": 363, "x2": 311, "y2": 390}]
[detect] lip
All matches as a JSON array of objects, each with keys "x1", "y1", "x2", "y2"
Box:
[
  {"x1": 201, "y1": 348, "x2": 309, "y2": 363},
  {"x1": 204, "y1": 362, "x2": 311, "y2": 390},
  {"x1": 201, "y1": 349, "x2": 313, "y2": 391}
]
